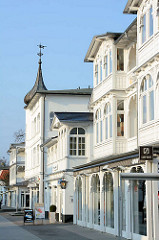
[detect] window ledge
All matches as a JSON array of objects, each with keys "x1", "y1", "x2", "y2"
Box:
[
  {"x1": 139, "y1": 119, "x2": 155, "y2": 130},
  {"x1": 69, "y1": 156, "x2": 87, "y2": 158}
]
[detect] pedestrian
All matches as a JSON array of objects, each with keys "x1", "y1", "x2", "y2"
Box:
[{"x1": 0, "y1": 199, "x2": 2, "y2": 209}]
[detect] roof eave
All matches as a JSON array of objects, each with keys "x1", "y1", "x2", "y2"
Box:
[
  {"x1": 84, "y1": 33, "x2": 122, "y2": 62},
  {"x1": 123, "y1": 0, "x2": 141, "y2": 14}
]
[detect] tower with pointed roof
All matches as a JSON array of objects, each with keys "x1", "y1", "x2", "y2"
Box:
[
  {"x1": 24, "y1": 45, "x2": 92, "y2": 209},
  {"x1": 24, "y1": 45, "x2": 47, "y2": 106}
]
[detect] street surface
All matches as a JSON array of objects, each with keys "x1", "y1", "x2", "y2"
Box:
[{"x1": 0, "y1": 212, "x2": 125, "y2": 240}]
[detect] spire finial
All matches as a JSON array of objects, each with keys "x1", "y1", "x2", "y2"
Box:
[{"x1": 37, "y1": 43, "x2": 47, "y2": 64}]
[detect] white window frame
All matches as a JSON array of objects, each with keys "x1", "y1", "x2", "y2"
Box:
[
  {"x1": 69, "y1": 128, "x2": 86, "y2": 156},
  {"x1": 140, "y1": 74, "x2": 154, "y2": 125}
]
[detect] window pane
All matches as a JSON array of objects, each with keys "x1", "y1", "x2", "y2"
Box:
[
  {"x1": 100, "y1": 61, "x2": 102, "y2": 82},
  {"x1": 106, "y1": 117, "x2": 108, "y2": 139},
  {"x1": 149, "y1": 76, "x2": 153, "y2": 88},
  {"x1": 109, "y1": 50, "x2": 112, "y2": 73},
  {"x1": 117, "y1": 49, "x2": 124, "y2": 71},
  {"x1": 105, "y1": 55, "x2": 108, "y2": 77},
  {"x1": 117, "y1": 100, "x2": 124, "y2": 110},
  {"x1": 110, "y1": 115, "x2": 112, "y2": 137},
  {"x1": 78, "y1": 128, "x2": 85, "y2": 134},
  {"x1": 142, "y1": 14, "x2": 146, "y2": 44},
  {"x1": 96, "y1": 122, "x2": 99, "y2": 143},
  {"x1": 143, "y1": 95, "x2": 147, "y2": 123},
  {"x1": 100, "y1": 120, "x2": 103, "y2": 142},
  {"x1": 149, "y1": 91, "x2": 154, "y2": 120},
  {"x1": 117, "y1": 114, "x2": 124, "y2": 136},
  {"x1": 70, "y1": 128, "x2": 77, "y2": 134},
  {"x1": 95, "y1": 64, "x2": 99, "y2": 85},
  {"x1": 82, "y1": 150, "x2": 85, "y2": 155},
  {"x1": 149, "y1": 7, "x2": 153, "y2": 37}
]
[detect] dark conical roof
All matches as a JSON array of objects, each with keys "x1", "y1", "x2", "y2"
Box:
[{"x1": 24, "y1": 60, "x2": 47, "y2": 105}]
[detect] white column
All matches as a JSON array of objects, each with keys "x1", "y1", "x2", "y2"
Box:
[
  {"x1": 152, "y1": 159, "x2": 159, "y2": 240},
  {"x1": 100, "y1": 171, "x2": 104, "y2": 230},
  {"x1": 89, "y1": 176, "x2": 93, "y2": 227},
  {"x1": 82, "y1": 176, "x2": 86, "y2": 226},
  {"x1": 114, "y1": 171, "x2": 119, "y2": 236},
  {"x1": 16, "y1": 188, "x2": 19, "y2": 212},
  {"x1": 73, "y1": 178, "x2": 77, "y2": 224},
  {"x1": 146, "y1": 161, "x2": 153, "y2": 240}
]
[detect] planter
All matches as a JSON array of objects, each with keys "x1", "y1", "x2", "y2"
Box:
[{"x1": 49, "y1": 212, "x2": 56, "y2": 223}]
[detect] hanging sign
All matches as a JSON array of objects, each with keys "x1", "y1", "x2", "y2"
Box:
[{"x1": 140, "y1": 146, "x2": 153, "y2": 160}]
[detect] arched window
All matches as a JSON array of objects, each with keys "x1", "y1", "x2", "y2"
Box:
[
  {"x1": 91, "y1": 174, "x2": 100, "y2": 225},
  {"x1": 104, "y1": 103, "x2": 112, "y2": 139},
  {"x1": 140, "y1": 74, "x2": 154, "y2": 124},
  {"x1": 70, "y1": 128, "x2": 85, "y2": 156},
  {"x1": 103, "y1": 172, "x2": 114, "y2": 228},
  {"x1": 95, "y1": 108, "x2": 102, "y2": 143},
  {"x1": 49, "y1": 112, "x2": 54, "y2": 127}
]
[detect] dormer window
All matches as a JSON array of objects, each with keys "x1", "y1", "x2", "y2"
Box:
[{"x1": 69, "y1": 128, "x2": 85, "y2": 156}]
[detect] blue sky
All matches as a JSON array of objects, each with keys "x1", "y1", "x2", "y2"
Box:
[{"x1": 0, "y1": 0, "x2": 135, "y2": 160}]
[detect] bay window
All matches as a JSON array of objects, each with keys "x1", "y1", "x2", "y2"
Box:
[{"x1": 117, "y1": 48, "x2": 124, "y2": 71}]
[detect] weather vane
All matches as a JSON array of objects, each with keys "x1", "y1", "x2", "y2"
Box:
[{"x1": 37, "y1": 43, "x2": 47, "y2": 63}]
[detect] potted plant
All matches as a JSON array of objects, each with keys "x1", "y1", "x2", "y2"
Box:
[{"x1": 49, "y1": 205, "x2": 56, "y2": 223}]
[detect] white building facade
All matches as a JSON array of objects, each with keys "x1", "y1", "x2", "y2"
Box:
[
  {"x1": 42, "y1": 112, "x2": 93, "y2": 222},
  {"x1": 7, "y1": 143, "x2": 29, "y2": 210},
  {"x1": 73, "y1": 1, "x2": 159, "y2": 240},
  {"x1": 24, "y1": 54, "x2": 92, "y2": 213}
]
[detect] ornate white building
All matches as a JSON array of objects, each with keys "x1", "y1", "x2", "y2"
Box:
[
  {"x1": 73, "y1": 1, "x2": 159, "y2": 240},
  {"x1": 42, "y1": 112, "x2": 93, "y2": 222},
  {"x1": 24, "y1": 49, "x2": 92, "y2": 215}
]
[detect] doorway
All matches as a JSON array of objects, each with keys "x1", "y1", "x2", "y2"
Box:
[{"x1": 120, "y1": 173, "x2": 159, "y2": 240}]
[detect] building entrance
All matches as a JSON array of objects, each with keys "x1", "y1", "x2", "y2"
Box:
[{"x1": 120, "y1": 173, "x2": 159, "y2": 240}]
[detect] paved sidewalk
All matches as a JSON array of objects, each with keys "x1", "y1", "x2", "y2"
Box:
[
  {"x1": 0, "y1": 214, "x2": 41, "y2": 240},
  {"x1": 0, "y1": 212, "x2": 126, "y2": 240}
]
